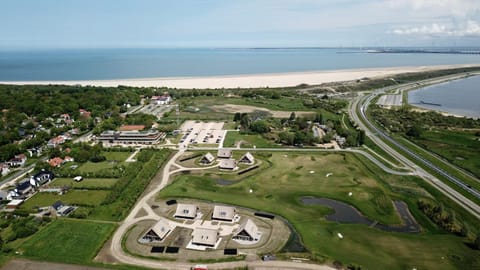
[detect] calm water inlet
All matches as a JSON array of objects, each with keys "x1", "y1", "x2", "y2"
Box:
[{"x1": 408, "y1": 75, "x2": 480, "y2": 119}]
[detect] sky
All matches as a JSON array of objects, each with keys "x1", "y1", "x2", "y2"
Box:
[{"x1": 1, "y1": 0, "x2": 480, "y2": 49}]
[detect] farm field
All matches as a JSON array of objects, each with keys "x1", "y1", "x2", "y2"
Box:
[
  {"x1": 159, "y1": 152, "x2": 480, "y2": 270},
  {"x1": 20, "y1": 219, "x2": 116, "y2": 265}
]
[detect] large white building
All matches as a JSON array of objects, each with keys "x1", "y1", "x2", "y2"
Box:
[{"x1": 97, "y1": 130, "x2": 166, "y2": 145}]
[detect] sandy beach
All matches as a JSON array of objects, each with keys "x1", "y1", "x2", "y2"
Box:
[{"x1": 1, "y1": 64, "x2": 478, "y2": 89}]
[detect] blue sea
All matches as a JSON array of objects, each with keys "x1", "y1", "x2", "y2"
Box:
[
  {"x1": 408, "y1": 75, "x2": 480, "y2": 119},
  {"x1": 0, "y1": 48, "x2": 480, "y2": 81}
]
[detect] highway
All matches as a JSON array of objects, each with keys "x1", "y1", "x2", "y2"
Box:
[{"x1": 348, "y1": 74, "x2": 480, "y2": 219}]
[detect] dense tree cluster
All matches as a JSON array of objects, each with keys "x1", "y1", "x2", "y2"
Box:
[{"x1": 0, "y1": 85, "x2": 141, "y2": 160}]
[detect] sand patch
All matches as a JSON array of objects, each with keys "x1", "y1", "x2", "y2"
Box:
[{"x1": 211, "y1": 104, "x2": 315, "y2": 118}]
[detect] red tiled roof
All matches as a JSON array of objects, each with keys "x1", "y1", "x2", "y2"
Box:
[{"x1": 49, "y1": 157, "x2": 64, "y2": 167}]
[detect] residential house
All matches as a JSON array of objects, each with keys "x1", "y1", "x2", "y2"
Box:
[
  {"x1": 7, "y1": 154, "x2": 27, "y2": 167},
  {"x1": 52, "y1": 200, "x2": 75, "y2": 216},
  {"x1": 174, "y1": 203, "x2": 198, "y2": 219},
  {"x1": 0, "y1": 163, "x2": 10, "y2": 176},
  {"x1": 6, "y1": 200, "x2": 23, "y2": 209},
  {"x1": 141, "y1": 219, "x2": 172, "y2": 242},
  {"x1": 219, "y1": 159, "x2": 236, "y2": 170},
  {"x1": 29, "y1": 170, "x2": 54, "y2": 187},
  {"x1": 49, "y1": 157, "x2": 64, "y2": 168},
  {"x1": 191, "y1": 228, "x2": 219, "y2": 247},
  {"x1": 0, "y1": 190, "x2": 8, "y2": 201},
  {"x1": 47, "y1": 136, "x2": 65, "y2": 148},
  {"x1": 212, "y1": 205, "x2": 236, "y2": 222},
  {"x1": 239, "y1": 152, "x2": 255, "y2": 165},
  {"x1": 69, "y1": 128, "x2": 80, "y2": 135},
  {"x1": 200, "y1": 153, "x2": 215, "y2": 165},
  {"x1": 27, "y1": 147, "x2": 43, "y2": 157},
  {"x1": 79, "y1": 109, "x2": 91, "y2": 118},
  {"x1": 217, "y1": 149, "x2": 232, "y2": 159},
  {"x1": 60, "y1": 113, "x2": 71, "y2": 121},
  {"x1": 64, "y1": 156, "x2": 74, "y2": 162},
  {"x1": 151, "y1": 94, "x2": 171, "y2": 105},
  {"x1": 233, "y1": 219, "x2": 260, "y2": 241},
  {"x1": 7, "y1": 180, "x2": 33, "y2": 200}
]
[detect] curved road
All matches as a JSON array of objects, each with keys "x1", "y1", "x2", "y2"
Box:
[{"x1": 348, "y1": 74, "x2": 480, "y2": 219}]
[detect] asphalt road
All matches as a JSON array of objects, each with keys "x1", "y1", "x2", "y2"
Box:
[{"x1": 348, "y1": 73, "x2": 480, "y2": 219}]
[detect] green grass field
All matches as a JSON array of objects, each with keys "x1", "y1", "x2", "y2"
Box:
[
  {"x1": 223, "y1": 131, "x2": 281, "y2": 148},
  {"x1": 20, "y1": 219, "x2": 116, "y2": 264},
  {"x1": 20, "y1": 190, "x2": 109, "y2": 210},
  {"x1": 159, "y1": 152, "x2": 480, "y2": 270},
  {"x1": 78, "y1": 161, "x2": 119, "y2": 173},
  {"x1": 52, "y1": 177, "x2": 118, "y2": 189},
  {"x1": 103, "y1": 151, "x2": 132, "y2": 162}
]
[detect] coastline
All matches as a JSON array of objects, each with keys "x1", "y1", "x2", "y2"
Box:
[{"x1": 0, "y1": 64, "x2": 479, "y2": 89}]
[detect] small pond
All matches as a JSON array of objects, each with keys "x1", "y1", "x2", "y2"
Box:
[{"x1": 300, "y1": 197, "x2": 420, "y2": 233}]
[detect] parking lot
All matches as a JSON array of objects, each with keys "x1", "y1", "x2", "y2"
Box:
[
  {"x1": 179, "y1": 121, "x2": 226, "y2": 147},
  {"x1": 136, "y1": 104, "x2": 174, "y2": 119}
]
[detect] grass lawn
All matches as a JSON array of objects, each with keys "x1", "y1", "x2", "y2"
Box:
[
  {"x1": 19, "y1": 219, "x2": 116, "y2": 264},
  {"x1": 78, "y1": 161, "x2": 119, "y2": 173},
  {"x1": 20, "y1": 190, "x2": 109, "y2": 210},
  {"x1": 159, "y1": 152, "x2": 480, "y2": 270},
  {"x1": 223, "y1": 131, "x2": 281, "y2": 148},
  {"x1": 103, "y1": 151, "x2": 132, "y2": 162},
  {"x1": 52, "y1": 177, "x2": 118, "y2": 189}
]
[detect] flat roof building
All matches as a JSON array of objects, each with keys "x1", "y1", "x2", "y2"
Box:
[
  {"x1": 212, "y1": 205, "x2": 236, "y2": 222},
  {"x1": 97, "y1": 130, "x2": 166, "y2": 145},
  {"x1": 174, "y1": 203, "x2": 198, "y2": 219},
  {"x1": 192, "y1": 228, "x2": 219, "y2": 247}
]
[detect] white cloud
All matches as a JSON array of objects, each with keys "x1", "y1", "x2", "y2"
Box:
[
  {"x1": 388, "y1": 0, "x2": 480, "y2": 17},
  {"x1": 392, "y1": 20, "x2": 480, "y2": 36}
]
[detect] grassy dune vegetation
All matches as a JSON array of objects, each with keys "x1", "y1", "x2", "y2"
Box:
[
  {"x1": 159, "y1": 152, "x2": 480, "y2": 270},
  {"x1": 412, "y1": 129, "x2": 480, "y2": 178}
]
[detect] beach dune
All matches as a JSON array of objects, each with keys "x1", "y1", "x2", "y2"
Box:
[{"x1": 0, "y1": 64, "x2": 478, "y2": 89}]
